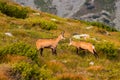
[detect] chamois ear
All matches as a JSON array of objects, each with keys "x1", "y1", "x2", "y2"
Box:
[
  {"x1": 61, "y1": 31, "x2": 65, "y2": 35},
  {"x1": 69, "y1": 38, "x2": 72, "y2": 42}
]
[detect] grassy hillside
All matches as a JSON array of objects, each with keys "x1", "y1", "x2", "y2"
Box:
[{"x1": 0, "y1": 0, "x2": 120, "y2": 80}]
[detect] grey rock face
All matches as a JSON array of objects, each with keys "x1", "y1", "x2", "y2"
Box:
[
  {"x1": 79, "y1": 10, "x2": 115, "y2": 27},
  {"x1": 13, "y1": 0, "x2": 37, "y2": 9},
  {"x1": 52, "y1": 0, "x2": 86, "y2": 17},
  {"x1": 113, "y1": 0, "x2": 120, "y2": 30},
  {"x1": 12, "y1": 0, "x2": 120, "y2": 30}
]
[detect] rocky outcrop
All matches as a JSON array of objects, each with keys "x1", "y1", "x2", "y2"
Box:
[
  {"x1": 13, "y1": 0, "x2": 37, "y2": 9},
  {"x1": 12, "y1": 0, "x2": 120, "y2": 30},
  {"x1": 52, "y1": 0, "x2": 86, "y2": 17},
  {"x1": 79, "y1": 10, "x2": 115, "y2": 27},
  {"x1": 113, "y1": 0, "x2": 120, "y2": 30}
]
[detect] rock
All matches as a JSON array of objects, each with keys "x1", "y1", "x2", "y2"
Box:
[
  {"x1": 86, "y1": 26, "x2": 93, "y2": 29},
  {"x1": 5, "y1": 32, "x2": 13, "y2": 37},
  {"x1": 89, "y1": 61, "x2": 94, "y2": 66},
  {"x1": 72, "y1": 34, "x2": 90, "y2": 40},
  {"x1": 50, "y1": 18, "x2": 58, "y2": 22},
  {"x1": 33, "y1": 13, "x2": 40, "y2": 16}
]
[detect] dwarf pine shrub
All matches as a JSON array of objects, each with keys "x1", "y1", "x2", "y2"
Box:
[
  {"x1": 0, "y1": 41, "x2": 38, "y2": 61},
  {"x1": 12, "y1": 62, "x2": 40, "y2": 80},
  {"x1": 95, "y1": 41, "x2": 118, "y2": 60},
  {"x1": 80, "y1": 20, "x2": 117, "y2": 32},
  {"x1": 12, "y1": 62, "x2": 53, "y2": 80},
  {"x1": 26, "y1": 18, "x2": 57, "y2": 30},
  {"x1": 0, "y1": 1, "x2": 28, "y2": 19},
  {"x1": 40, "y1": 20, "x2": 57, "y2": 30}
]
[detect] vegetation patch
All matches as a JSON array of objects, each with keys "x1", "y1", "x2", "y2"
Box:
[
  {"x1": 11, "y1": 62, "x2": 53, "y2": 80},
  {"x1": 56, "y1": 73, "x2": 87, "y2": 80},
  {"x1": 0, "y1": 41, "x2": 38, "y2": 61},
  {"x1": 80, "y1": 20, "x2": 117, "y2": 32},
  {"x1": 95, "y1": 41, "x2": 118, "y2": 60},
  {"x1": 0, "y1": 1, "x2": 28, "y2": 19},
  {"x1": 26, "y1": 18, "x2": 57, "y2": 30},
  {"x1": 0, "y1": 0, "x2": 120, "y2": 80},
  {"x1": 46, "y1": 60, "x2": 67, "y2": 73}
]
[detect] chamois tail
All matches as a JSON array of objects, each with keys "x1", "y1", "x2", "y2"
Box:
[{"x1": 93, "y1": 49, "x2": 99, "y2": 59}]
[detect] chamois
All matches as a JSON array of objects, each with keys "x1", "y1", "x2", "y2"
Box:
[
  {"x1": 36, "y1": 31, "x2": 65, "y2": 56},
  {"x1": 69, "y1": 39, "x2": 99, "y2": 58}
]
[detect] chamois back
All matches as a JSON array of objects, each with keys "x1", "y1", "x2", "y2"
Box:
[{"x1": 69, "y1": 39, "x2": 99, "y2": 58}]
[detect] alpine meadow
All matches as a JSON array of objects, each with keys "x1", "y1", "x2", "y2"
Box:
[{"x1": 0, "y1": 0, "x2": 120, "y2": 80}]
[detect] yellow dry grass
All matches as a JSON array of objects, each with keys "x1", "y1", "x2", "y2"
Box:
[
  {"x1": 87, "y1": 65, "x2": 104, "y2": 71},
  {"x1": 0, "y1": 64, "x2": 10, "y2": 80},
  {"x1": 0, "y1": 72, "x2": 9, "y2": 80},
  {"x1": 46, "y1": 60, "x2": 67, "y2": 73},
  {"x1": 4, "y1": 54, "x2": 28, "y2": 64},
  {"x1": 56, "y1": 73, "x2": 88, "y2": 80}
]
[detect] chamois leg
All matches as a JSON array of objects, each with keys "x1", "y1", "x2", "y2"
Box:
[
  {"x1": 79, "y1": 48, "x2": 86, "y2": 57},
  {"x1": 54, "y1": 49, "x2": 57, "y2": 55},
  {"x1": 93, "y1": 49, "x2": 99, "y2": 59},
  {"x1": 51, "y1": 48, "x2": 54, "y2": 55},
  {"x1": 39, "y1": 48, "x2": 43, "y2": 56},
  {"x1": 52, "y1": 48, "x2": 57, "y2": 55},
  {"x1": 76, "y1": 48, "x2": 79, "y2": 55}
]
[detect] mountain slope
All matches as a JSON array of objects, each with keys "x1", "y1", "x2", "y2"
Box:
[
  {"x1": 0, "y1": 0, "x2": 120, "y2": 80},
  {"x1": 12, "y1": 0, "x2": 120, "y2": 30}
]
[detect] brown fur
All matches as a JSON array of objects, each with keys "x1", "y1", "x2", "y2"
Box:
[
  {"x1": 69, "y1": 39, "x2": 99, "y2": 58},
  {"x1": 36, "y1": 32, "x2": 65, "y2": 56}
]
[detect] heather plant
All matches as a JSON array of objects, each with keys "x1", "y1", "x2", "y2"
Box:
[
  {"x1": 80, "y1": 20, "x2": 117, "y2": 32},
  {"x1": 0, "y1": 41, "x2": 38, "y2": 61},
  {"x1": 12, "y1": 62, "x2": 53, "y2": 80},
  {"x1": 12, "y1": 61, "x2": 40, "y2": 80},
  {"x1": 0, "y1": 1, "x2": 28, "y2": 19},
  {"x1": 26, "y1": 18, "x2": 57, "y2": 30},
  {"x1": 95, "y1": 41, "x2": 118, "y2": 59},
  {"x1": 40, "y1": 19, "x2": 57, "y2": 30}
]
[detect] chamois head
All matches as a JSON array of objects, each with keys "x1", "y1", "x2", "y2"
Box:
[{"x1": 58, "y1": 31, "x2": 65, "y2": 40}]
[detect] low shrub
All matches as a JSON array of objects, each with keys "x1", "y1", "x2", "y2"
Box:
[
  {"x1": 39, "y1": 65, "x2": 53, "y2": 80},
  {"x1": 0, "y1": 1, "x2": 28, "y2": 19},
  {"x1": 80, "y1": 20, "x2": 117, "y2": 32},
  {"x1": 0, "y1": 41, "x2": 38, "y2": 61},
  {"x1": 40, "y1": 19, "x2": 57, "y2": 30},
  {"x1": 95, "y1": 41, "x2": 118, "y2": 60},
  {"x1": 26, "y1": 18, "x2": 57, "y2": 30},
  {"x1": 12, "y1": 62, "x2": 53, "y2": 80},
  {"x1": 12, "y1": 62, "x2": 40, "y2": 80}
]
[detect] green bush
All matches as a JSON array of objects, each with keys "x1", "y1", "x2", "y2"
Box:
[
  {"x1": 0, "y1": 41, "x2": 38, "y2": 60},
  {"x1": 80, "y1": 20, "x2": 117, "y2": 32},
  {"x1": 12, "y1": 62, "x2": 40, "y2": 80},
  {"x1": 26, "y1": 18, "x2": 57, "y2": 30},
  {"x1": 0, "y1": 1, "x2": 28, "y2": 18},
  {"x1": 39, "y1": 65, "x2": 53, "y2": 80},
  {"x1": 40, "y1": 20, "x2": 57, "y2": 30},
  {"x1": 12, "y1": 62, "x2": 53, "y2": 80},
  {"x1": 95, "y1": 41, "x2": 118, "y2": 59}
]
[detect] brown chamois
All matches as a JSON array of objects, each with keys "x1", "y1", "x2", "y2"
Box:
[
  {"x1": 36, "y1": 31, "x2": 65, "y2": 56},
  {"x1": 69, "y1": 39, "x2": 99, "y2": 58}
]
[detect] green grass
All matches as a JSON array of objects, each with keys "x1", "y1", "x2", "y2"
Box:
[{"x1": 0, "y1": 0, "x2": 120, "y2": 80}]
